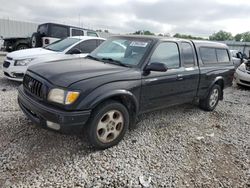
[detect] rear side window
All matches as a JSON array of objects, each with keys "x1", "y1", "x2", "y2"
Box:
[
  {"x1": 150, "y1": 42, "x2": 180, "y2": 69},
  {"x1": 72, "y1": 29, "x2": 84, "y2": 36},
  {"x1": 50, "y1": 25, "x2": 68, "y2": 38},
  {"x1": 181, "y1": 42, "x2": 195, "y2": 67},
  {"x1": 216, "y1": 49, "x2": 230, "y2": 63},
  {"x1": 200, "y1": 47, "x2": 217, "y2": 64},
  {"x1": 87, "y1": 32, "x2": 98, "y2": 37},
  {"x1": 76, "y1": 39, "x2": 98, "y2": 53}
]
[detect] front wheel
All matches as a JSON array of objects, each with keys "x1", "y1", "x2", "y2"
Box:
[
  {"x1": 199, "y1": 84, "x2": 221, "y2": 111},
  {"x1": 86, "y1": 100, "x2": 129, "y2": 149}
]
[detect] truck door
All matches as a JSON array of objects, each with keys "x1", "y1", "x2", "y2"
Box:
[
  {"x1": 141, "y1": 41, "x2": 188, "y2": 112},
  {"x1": 178, "y1": 41, "x2": 200, "y2": 100}
]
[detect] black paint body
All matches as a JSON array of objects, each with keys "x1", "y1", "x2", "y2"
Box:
[{"x1": 18, "y1": 36, "x2": 235, "y2": 132}]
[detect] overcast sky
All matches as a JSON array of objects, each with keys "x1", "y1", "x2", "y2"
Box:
[{"x1": 0, "y1": 0, "x2": 250, "y2": 37}]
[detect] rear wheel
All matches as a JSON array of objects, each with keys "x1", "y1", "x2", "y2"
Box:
[
  {"x1": 199, "y1": 84, "x2": 221, "y2": 111},
  {"x1": 86, "y1": 100, "x2": 129, "y2": 149},
  {"x1": 16, "y1": 44, "x2": 28, "y2": 51}
]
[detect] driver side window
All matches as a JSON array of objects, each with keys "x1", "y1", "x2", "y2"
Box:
[{"x1": 150, "y1": 42, "x2": 180, "y2": 69}]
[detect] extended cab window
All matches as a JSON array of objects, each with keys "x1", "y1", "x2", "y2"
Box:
[
  {"x1": 150, "y1": 42, "x2": 180, "y2": 69},
  {"x1": 72, "y1": 29, "x2": 84, "y2": 36},
  {"x1": 216, "y1": 49, "x2": 230, "y2": 63},
  {"x1": 200, "y1": 47, "x2": 217, "y2": 64},
  {"x1": 181, "y1": 42, "x2": 195, "y2": 67}
]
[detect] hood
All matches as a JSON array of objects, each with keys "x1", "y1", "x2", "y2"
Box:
[
  {"x1": 28, "y1": 58, "x2": 129, "y2": 87},
  {"x1": 28, "y1": 54, "x2": 87, "y2": 66},
  {"x1": 7, "y1": 48, "x2": 57, "y2": 60}
]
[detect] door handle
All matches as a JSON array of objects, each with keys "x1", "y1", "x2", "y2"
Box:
[{"x1": 177, "y1": 74, "x2": 184, "y2": 81}]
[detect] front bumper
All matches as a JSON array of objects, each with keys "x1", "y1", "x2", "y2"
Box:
[
  {"x1": 3, "y1": 60, "x2": 25, "y2": 82},
  {"x1": 234, "y1": 69, "x2": 250, "y2": 87},
  {"x1": 18, "y1": 85, "x2": 91, "y2": 133}
]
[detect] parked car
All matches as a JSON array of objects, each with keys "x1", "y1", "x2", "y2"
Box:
[
  {"x1": 230, "y1": 50, "x2": 247, "y2": 68},
  {"x1": 2, "y1": 36, "x2": 105, "y2": 81},
  {"x1": 234, "y1": 61, "x2": 250, "y2": 87},
  {"x1": 2, "y1": 37, "x2": 30, "y2": 52},
  {"x1": 18, "y1": 36, "x2": 235, "y2": 149},
  {"x1": 31, "y1": 23, "x2": 100, "y2": 48},
  {"x1": 2, "y1": 22, "x2": 100, "y2": 52}
]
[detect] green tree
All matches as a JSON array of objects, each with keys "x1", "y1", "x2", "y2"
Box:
[
  {"x1": 234, "y1": 33, "x2": 243, "y2": 41},
  {"x1": 173, "y1": 33, "x2": 204, "y2": 40},
  {"x1": 133, "y1": 30, "x2": 155, "y2": 35},
  {"x1": 209, "y1": 30, "x2": 233, "y2": 41},
  {"x1": 241, "y1": 32, "x2": 250, "y2": 42}
]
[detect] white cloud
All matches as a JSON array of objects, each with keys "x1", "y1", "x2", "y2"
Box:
[{"x1": 0, "y1": 0, "x2": 250, "y2": 36}]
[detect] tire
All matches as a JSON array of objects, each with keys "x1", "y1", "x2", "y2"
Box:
[
  {"x1": 31, "y1": 33, "x2": 42, "y2": 48},
  {"x1": 16, "y1": 44, "x2": 28, "y2": 51},
  {"x1": 86, "y1": 100, "x2": 129, "y2": 149},
  {"x1": 199, "y1": 84, "x2": 221, "y2": 111}
]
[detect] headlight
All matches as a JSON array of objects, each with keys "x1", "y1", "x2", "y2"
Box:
[
  {"x1": 48, "y1": 88, "x2": 80, "y2": 105},
  {"x1": 15, "y1": 58, "x2": 34, "y2": 66},
  {"x1": 238, "y1": 64, "x2": 246, "y2": 73}
]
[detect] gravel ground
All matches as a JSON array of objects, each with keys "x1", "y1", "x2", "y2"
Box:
[{"x1": 0, "y1": 59, "x2": 249, "y2": 187}]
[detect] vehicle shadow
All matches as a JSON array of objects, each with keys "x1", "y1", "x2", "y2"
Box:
[{"x1": 0, "y1": 76, "x2": 21, "y2": 90}]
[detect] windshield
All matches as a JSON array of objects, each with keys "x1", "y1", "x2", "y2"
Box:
[
  {"x1": 89, "y1": 37, "x2": 152, "y2": 66},
  {"x1": 44, "y1": 38, "x2": 80, "y2": 52}
]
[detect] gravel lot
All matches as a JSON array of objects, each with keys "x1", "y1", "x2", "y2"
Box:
[{"x1": 0, "y1": 57, "x2": 249, "y2": 187}]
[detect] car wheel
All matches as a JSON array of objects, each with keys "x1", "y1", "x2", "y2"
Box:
[
  {"x1": 31, "y1": 33, "x2": 42, "y2": 48},
  {"x1": 16, "y1": 44, "x2": 28, "y2": 51},
  {"x1": 86, "y1": 100, "x2": 129, "y2": 149},
  {"x1": 199, "y1": 84, "x2": 221, "y2": 111}
]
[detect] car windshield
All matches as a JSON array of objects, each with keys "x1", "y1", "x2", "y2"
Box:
[
  {"x1": 44, "y1": 38, "x2": 80, "y2": 52},
  {"x1": 89, "y1": 37, "x2": 152, "y2": 66}
]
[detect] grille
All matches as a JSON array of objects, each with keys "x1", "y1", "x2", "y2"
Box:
[
  {"x1": 3, "y1": 61, "x2": 10, "y2": 68},
  {"x1": 240, "y1": 79, "x2": 250, "y2": 85},
  {"x1": 23, "y1": 74, "x2": 43, "y2": 98}
]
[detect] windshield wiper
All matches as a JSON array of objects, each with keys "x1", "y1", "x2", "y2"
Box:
[
  {"x1": 44, "y1": 47, "x2": 58, "y2": 52},
  {"x1": 86, "y1": 55, "x2": 101, "y2": 61},
  {"x1": 101, "y1": 58, "x2": 130, "y2": 67}
]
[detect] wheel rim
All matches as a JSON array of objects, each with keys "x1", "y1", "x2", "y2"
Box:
[
  {"x1": 209, "y1": 88, "x2": 219, "y2": 107},
  {"x1": 96, "y1": 110, "x2": 124, "y2": 144}
]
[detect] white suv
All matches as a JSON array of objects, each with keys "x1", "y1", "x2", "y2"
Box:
[
  {"x1": 31, "y1": 23, "x2": 100, "y2": 48},
  {"x1": 3, "y1": 36, "x2": 105, "y2": 81}
]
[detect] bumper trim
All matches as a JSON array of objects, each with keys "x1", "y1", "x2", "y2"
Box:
[{"x1": 18, "y1": 85, "x2": 91, "y2": 132}]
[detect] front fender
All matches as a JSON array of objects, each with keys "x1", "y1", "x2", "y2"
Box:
[{"x1": 76, "y1": 80, "x2": 141, "y2": 113}]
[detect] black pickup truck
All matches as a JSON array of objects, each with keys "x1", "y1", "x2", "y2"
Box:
[{"x1": 18, "y1": 35, "x2": 235, "y2": 149}]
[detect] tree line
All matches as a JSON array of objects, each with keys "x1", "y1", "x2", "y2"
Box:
[{"x1": 131, "y1": 30, "x2": 250, "y2": 42}]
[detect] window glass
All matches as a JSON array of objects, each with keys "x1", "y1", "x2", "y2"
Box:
[
  {"x1": 87, "y1": 32, "x2": 98, "y2": 37},
  {"x1": 37, "y1": 24, "x2": 48, "y2": 35},
  {"x1": 150, "y1": 42, "x2": 180, "y2": 69},
  {"x1": 44, "y1": 38, "x2": 80, "y2": 52},
  {"x1": 50, "y1": 25, "x2": 68, "y2": 38},
  {"x1": 90, "y1": 38, "x2": 151, "y2": 66},
  {"x1": 77, "y1": 39, "x2": 97, "y2": 53},
  {"x1": 216, "y1": 49, "x2": 229, "y2": 63},
  {"x1": 72, "y1": 29, "x2": 84, "y2": 36},
  {"x1": 200, "y1": 47, "x2": 217, "y2": 64},
  {"x1": 181, "y1": 42, "x2": 195, "y2": 67}
]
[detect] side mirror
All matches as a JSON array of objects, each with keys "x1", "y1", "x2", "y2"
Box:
[
  {"x1": 145, "y1": 62, "x2": 168, "y2": 72},
  {"x1": 69, "y1": 48, "x2": 82, "y2": 54}
]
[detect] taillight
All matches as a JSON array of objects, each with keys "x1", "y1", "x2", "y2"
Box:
[{"x1": 45, "y1": 39, "x2": 50, "y2": 44}]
